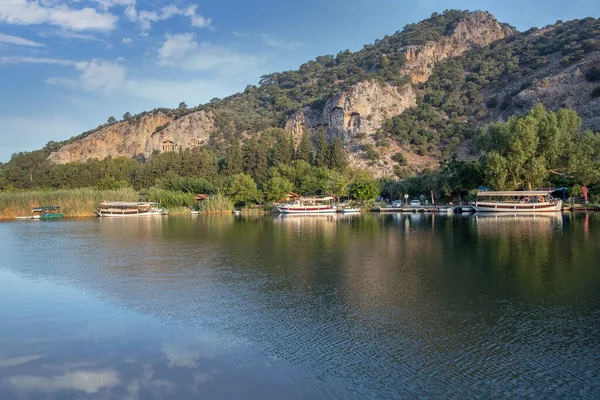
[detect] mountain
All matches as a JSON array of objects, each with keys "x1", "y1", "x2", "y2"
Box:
[{"x1": 44, "y1": 11, "x2": 600, "y2": 177}]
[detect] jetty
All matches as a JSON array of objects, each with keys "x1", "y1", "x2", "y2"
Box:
[{"x1": 375, "y1": 205, "x2": 455, "y2": 213}]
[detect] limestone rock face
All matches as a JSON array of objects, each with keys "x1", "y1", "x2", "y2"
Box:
[
  {"x1": 49, "y1": 111, "x2": 215, "y2": 164},
  {"x1": 285, "y1": 81, "x2": 417, "y2": 144},
  {"x1": 481, "y1": 51, "x2": 600, "y2": 132},
  {"x1": 402, "y1": 12, "x2": 514, "y2": 83},
  {"x1": 145, "y1": 110, "x2": 215, "y2": 156},
  {"x1": 47, "y1": 11, "x2": 513, "y2": 170}
]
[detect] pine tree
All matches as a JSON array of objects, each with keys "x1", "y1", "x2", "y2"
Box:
[
  {"x1": 270, "y1": 131, "x2": 294, "y2": 167},
  {"x1": 328, "y1": 135, "x2": 348, "y2": 172},
  {"x1": 243, "y1": 138, "x2": 269, "y2": 186},
  {"x1": 296, "y1": 132, "x2": 313, "y2": 164},
  {"x1": 315, "y1": 131, "x2": 328, "y2": 168},
  {"x1": 222, "y1": 142, "x2": 244, "y2": 176}
]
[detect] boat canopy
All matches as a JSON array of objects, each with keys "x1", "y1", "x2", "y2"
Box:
[
  {"x1": 32, "y1": 206, "x2": 61, "y2": 211},
  {"x1": 476, "y1": 191, "x2": 550, "y2": 197}
]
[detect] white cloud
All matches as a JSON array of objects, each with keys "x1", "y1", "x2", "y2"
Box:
[
  {"x1": 0, "y1": 0, "x2": 118, "y2": 31},
  {"x1": 0, "y1": 32, "x2": 44, "y2": 47},
  {"x1": 93, "y1": 0, "x2": 135, "y2": 11},
  {"x1": 162, "y1": 344, "x2": 199, "y2": 368},
  {"x1": 0, "y1": 354, "x2": 45, "y2": 368},
  {"x1": 184, "y1": 4, "x2": 210, "y2": 28},
  {"x1": 232, "y1": 31, "x2": 250, "y2": 38},
  {"x1": 47, "y1": 58, "x2": 126, "y2": 93},
  {"x1": 124, "y1": 365, "x2": 172, "y2": 400},
  {"x1": 261, "y1": 33, "x2": 306, "y2": 50},
  {"x1": 157, "y1": 33, "x2": 262, "y2": 73},
  {"x1": 39, "y1": 30, "x2": 106, "y2": 42},
  {"x1": 125, "y1": 3, "x2": 211, "y2": 33},
  {"x1": 4, "y1": 370, "x2": 120, "y2": 394},
  {"x1": 0, "y1": 55, "x2": 74, "y2": 65},
  {"x1": 122, "y1": 37, "x2": 133, "y2": 44}
]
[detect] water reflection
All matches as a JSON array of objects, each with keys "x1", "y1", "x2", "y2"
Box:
[{"x1": 1, "y1": 213, "x2": 599, "y2": 398}]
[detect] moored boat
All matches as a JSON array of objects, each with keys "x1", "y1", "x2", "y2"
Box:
[
  {"x1": 275, "y1": 196, "x2": 336, "y2": 214},
  {"x1": 96, "y1": 202, "x2": 168, "y2": 217},
  {"x1": 340, "y1": 208, "x2": 360, "y2": 213},
  {"x1": 472, "y1": 191, "x2": 562, "y2": 213},
  {"x1": 16, "y1": 206, "x2": 64, "y2": 220}
]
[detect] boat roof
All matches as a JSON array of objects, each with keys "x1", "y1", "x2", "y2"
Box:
[
  {"x1": 477, "y1": 191, "x2": 550, "y2": 197},
  {"x1": 32, "y1": 206, "x2": 61, "y2": 211},
  {"x1": 300, "y1": 196, "x2": 334, "y2": 200},
  {"x1": 100, "y1": 201, "x2": 159, "y2": 206}
]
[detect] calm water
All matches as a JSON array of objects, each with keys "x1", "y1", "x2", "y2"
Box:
[{"x1": 0, "y1": 213, "x2": 599, "y2": 399}]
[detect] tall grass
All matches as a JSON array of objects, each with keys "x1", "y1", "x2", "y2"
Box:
[
  {"x1": 0, "y1": 188, "x2": 138, "y2": 219},
  {"x1": 147, "y1": 188, "x2": 196, "y2": 209},
  {"x1": 198, "y1": 193, "x2": 234, "y2": 214}
]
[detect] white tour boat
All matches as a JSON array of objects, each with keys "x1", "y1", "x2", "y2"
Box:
[
  {"x1": 275, "y1": 196, "x2": 336, "y2": 214},
  {"x1": 96, "y1": 202, "x2": 168, "y2": 217},
  {"x1": 472, "y1": 191, "x2": 562, "y2": 213}
]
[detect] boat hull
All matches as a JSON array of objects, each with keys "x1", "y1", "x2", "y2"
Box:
[
  {"x1": 340, "y1": 208, "x2": 360, "y2": 213},
  {"x1": 275, "y1": 206, "x2": 336, "y2": 214},
  {"x1": 472, "y1": 200, "x2": 562, "y2": 213},
  {"x1": 40, "y1": 213, "x2": 64, "y2": 219},
  {"x1": 96, "y1": 211, "x2": 167, "y2": 217}
]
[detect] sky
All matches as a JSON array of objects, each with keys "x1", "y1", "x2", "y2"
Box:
[{"x1": 0, "y1": 0, "x2": 599, "y2": 162}]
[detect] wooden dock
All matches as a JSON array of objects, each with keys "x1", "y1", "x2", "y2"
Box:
[
  {"x1": 375, "y1": 206, "x2": 455, "y2": 213},
  {"x1": 562, "y1": 205, "x2": 600, "y2": 212}
]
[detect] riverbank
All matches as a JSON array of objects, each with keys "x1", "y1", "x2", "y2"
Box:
[{"x1": 0, "y1": 188, "x2": 139, "y2": 219}]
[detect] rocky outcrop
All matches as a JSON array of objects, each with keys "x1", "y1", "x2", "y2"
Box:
[
  {"x1": 146, "y1": 110, "x2": 215, "y2": 155},
  {"x1": 284, "y1": 12, "x2": 512, "y2": 147},
  {"x1": 285, "y1": 81, "x2": 417, "y2": 144},
  {"x1": 49, "y1": 111, "x2": 215, "y2": 164},
  {"x1": 401, "y1": 12, "x2": 514, "y2": 83},
  {"x1": 481, "y1": 51, "x2": 600, "y2": 132},
  {"x1": 47, "y1": 12, "x2": 515, "y2": 170}
]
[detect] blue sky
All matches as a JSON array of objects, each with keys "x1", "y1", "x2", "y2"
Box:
[{"x1": 0, "y1": 0, "x2": 599, "y2": 162}]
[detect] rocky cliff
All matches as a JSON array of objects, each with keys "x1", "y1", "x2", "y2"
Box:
[
  {"x1": 482, "y1": 51, "x2": 600, "y2": 131},
  {"x1": 49, "y1": 110, "x2": 215, "y2": 163},
  {"x1": 44, "y1": 11, "x2": 599, "y2": 178},
  {"x1": 401, "y1": 12, "x2": 514, "y2": 83},
  {"x1": 284, "y1": 81, "x2": 417, "y2": 144},
  {"x1": 48, "y1": 11, "x2": 512, "y2": 168}
]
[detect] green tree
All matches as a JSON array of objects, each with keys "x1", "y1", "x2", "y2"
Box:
[
  {"x1": 349, "y1": 176, "x2": 380, "y2": 202},
  {"x1": 224, "y1": 173, "x2": 261, "y2": 206},
  {"x1": 243, "y1": 137, "x2": 269, "y2": 186},
  {"x1": 296, "y1": 132, "x2": 313, "y2": 164},
  {"x1": 178, "y1": 101, "x2": 187, "y2": 110},
  {"x1": 222, "y1": 142, "x2": 244, "y2": 176},
  {"x1": 263, "y1": 176, "x2": 293, "y2": 202},
  {"x1": 477, "y1": 104, "x2": 596, "y2": 190},
  {"x1": 328, "y1": 135, "x2": 347, "y2": 171},
  {"x1": 107, "y1": 116, "x2": 116, "y2": 124},
  {"x1": 3, "y1": 150, "x2": 50, "y2": 186},
  {"x1": 315, "y1": 131, "x2": 329, "y2": 168},
  {"x1": 269, "y1": 129, "x2": 294, "y2": 167},
  {"x1": 123, "y1": 112, "x2": 132, "y2": 121}
]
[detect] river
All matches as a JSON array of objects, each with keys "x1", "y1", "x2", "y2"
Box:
[{"x1": 0, "y1": 213, "x2": 599, "y2": 399}]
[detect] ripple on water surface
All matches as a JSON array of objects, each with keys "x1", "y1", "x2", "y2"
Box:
[{"x1": 0, "y1": 213, "x2": 599, "y2": 399}]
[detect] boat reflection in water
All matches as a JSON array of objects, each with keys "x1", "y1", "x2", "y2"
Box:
[{"x1": 473, "y1": 212, "x2": 564, "y2": 240}]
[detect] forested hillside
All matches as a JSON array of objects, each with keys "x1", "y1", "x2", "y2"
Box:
[{"x1": 1, "y1": 10, "x2": 600, "y2": 204}]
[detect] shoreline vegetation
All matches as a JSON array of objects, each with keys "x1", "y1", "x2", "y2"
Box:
[
  {"x1": 1, "y1": 105, "x2": 599, "y2": 216},
  {"x1": 1, "y1": 188, "x2": 597, "y2": 220}
]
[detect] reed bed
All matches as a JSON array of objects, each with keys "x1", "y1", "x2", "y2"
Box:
[
  {"x1": 198, "y1": 194, "x2": 234, "y2": 214},
  {"x1": 148, "y1": 188, "x2": 196, "y2": 209},
  {"x1": 0, "y1": 188, "x2": 138, "y2": 219}
]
